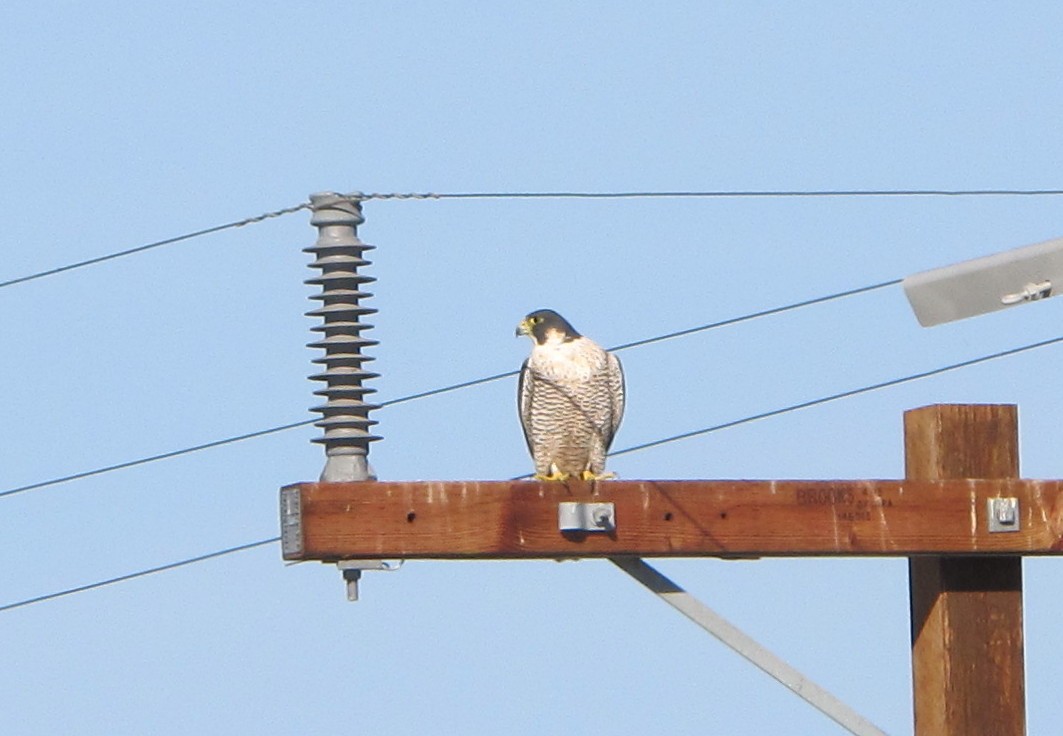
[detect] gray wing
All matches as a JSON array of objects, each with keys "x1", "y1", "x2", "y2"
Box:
[
  {"x1": 603, "y1": 351, "x2": 625, "y2": 450},
  {"x1": 517, "y1": 358, "x2": 536, "y2": 456}
]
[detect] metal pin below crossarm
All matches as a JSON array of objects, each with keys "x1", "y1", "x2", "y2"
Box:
[{"x1": 336, "y1": 560, "x2": 403, "y2": 601}]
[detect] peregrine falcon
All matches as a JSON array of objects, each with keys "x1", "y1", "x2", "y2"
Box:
[{"x1": 516, "y1": 309, "x2": 625, "y2": 480}]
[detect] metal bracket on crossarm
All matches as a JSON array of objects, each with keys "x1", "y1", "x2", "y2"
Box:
[
  {"x1": 559, "y1": 501, "x2": 616, "y2": 532},
  {"x1": 337, "y1": 560, "x2": 403, "y2": 601}
]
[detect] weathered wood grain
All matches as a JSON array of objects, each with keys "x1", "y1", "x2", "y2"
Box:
[
  {"x1": 906, "y1": 404, "x2": 1025, "y2": 736},
  {"x1": 281, "y1": 476, "x2": 1063, "y2": 561}
]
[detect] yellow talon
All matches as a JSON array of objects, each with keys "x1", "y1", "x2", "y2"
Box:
[
  {"x1": 581, "y1": 470, "x2": 617, "y2": 481},
  {"x1": 534, "y1": 471, "x2": 570, "y2": 481}
]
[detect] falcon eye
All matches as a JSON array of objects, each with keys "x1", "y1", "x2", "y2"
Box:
[{"x1": 531, "y1": 316, "x2": 543, "y2": 324}]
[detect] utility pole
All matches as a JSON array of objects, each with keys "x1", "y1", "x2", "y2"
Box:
[
  {"x1": 287, "y1": 192, "x2": 1040, "y2": 735},
  {"x1": 906, "y1": 404, "x2": 1024, "y2": 735},
  {"x1": 281, "y1": 403, "x2": 1043, "y2": 735}
]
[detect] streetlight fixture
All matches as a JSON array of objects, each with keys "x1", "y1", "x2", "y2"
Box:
[{"x1": 903, "y1": 235, "x2": 1063, "y2": 327}]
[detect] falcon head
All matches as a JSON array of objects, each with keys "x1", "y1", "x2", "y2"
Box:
[{"x1": 515, "y1": 309, "x2": 582, "y2": 345}]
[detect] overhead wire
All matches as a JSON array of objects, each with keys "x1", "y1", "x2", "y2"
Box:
[
  {"x1": 5, "y1": 187, "x2": 1063, "y2": 608},
  {"x1": 0, "y1": 202, "x2": 311, "y2": 290},
  {"x1": 5, "y1": 330, "x2": 1063, "y2": 613},
  {"x1": 0, "y1": 420, "x2": 315, "y2": 499},
  {"x1": 0, "y1": 277, "x2": 900, "y2": 500},
  {"x1": 608, "y1": 277, "x2": 901, "y2": 351},
  {"x1": 4, "y1": 186, "x2": 1063, "y2": 290},
  {"x1": 349, "y1": 188, "x2": 1063, "y2": 201},
  {"x1": 0, "y1": 537, "x2": 279, "y2": 613},
  {"x1": 608, "y1": 332, "x2": 1063, "y2": 458}
]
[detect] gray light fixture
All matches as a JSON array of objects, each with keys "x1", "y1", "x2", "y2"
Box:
[{"x1": 904, "y1": 235, "x2": 1063, "y2": 327}]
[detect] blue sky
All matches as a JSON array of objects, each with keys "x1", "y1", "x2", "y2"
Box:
[{"x1": 4, "y1": 3, "x2": 1063, "y2": 734}]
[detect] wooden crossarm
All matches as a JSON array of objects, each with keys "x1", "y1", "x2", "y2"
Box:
[{"x1": 279, "y1": 478, "x2": 1063, "y2": 561}]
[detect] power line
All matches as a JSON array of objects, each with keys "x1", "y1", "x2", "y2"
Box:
[
  {"x1": 0, "y1": 420, "x2": 315, "y2": 499},
  {"x1": 354, "y1": 188, "x2": 1063, "y2": 201},
  {"x1": 6, "y1": 186, "x2": 1063, "y2": 290},
  {"x1": 0, "y1": 202, "x2": 310, "y2": 290},
  {"x1": 609, "y1": 333, "x2": 1063, "y2": 458},
  {"x1": 6, "y1": 331, "x2": 1063, "y2": 614},
  {"x1": 0, "y1": 537, "x2": 279, "y2": 613},
  {"x1": 0, "y1": 278, "x2": 899, "y2": 500},
  {"x1": 609, "y1": 278, "x2": 901, "y2": 351}
]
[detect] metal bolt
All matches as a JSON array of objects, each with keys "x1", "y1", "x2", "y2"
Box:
[
  {"x1": 341, "y1": 567, "x2": 363, "y2": 601},
  {"x1": 593, "y1": 506, "x2": 614, "y2": 529}
]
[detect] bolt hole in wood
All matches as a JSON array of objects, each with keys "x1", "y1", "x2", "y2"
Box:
[
  {"x1": 406, "y1": 511, "x2": 416, "y2": 523},
  {"x1": 719, "y1": 512, "x2": 728, "y2": 520},
  {"x1": 663, "y1": 512, "x2": 673, "y2": 521}
]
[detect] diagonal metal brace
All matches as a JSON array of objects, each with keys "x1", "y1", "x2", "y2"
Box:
[{"x1": 610, "y1": 557, "x2": 887, "y2": 736}]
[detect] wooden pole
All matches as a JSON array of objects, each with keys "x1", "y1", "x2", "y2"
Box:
[{"x1": 906, "y1": 404, "x2": 1025, "y2": 735}]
